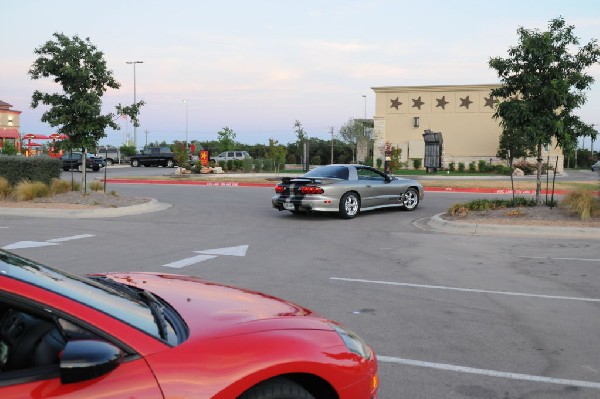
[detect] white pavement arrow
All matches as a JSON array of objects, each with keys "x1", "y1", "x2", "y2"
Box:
[
  {"x1": 162, "y1": 245, "x2": 249, "y2": 268},
  {"x1": 2, "y1": 234, "x2": 95, "y2": 250},
  {"x1": 195, "y1": 245, "x2": 248, "y2": 257}
]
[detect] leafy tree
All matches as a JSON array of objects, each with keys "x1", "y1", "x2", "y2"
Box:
[
  {"x1": 294, "y1": 120, "x2": 307, "y2": 144},
  {"x1": 266, "y1": 138, "x2": 287, "y2": 173},
  {"x1": 1, "y1": 142, "x2": 18, "y2": 156},
  {"x1": 496, "y1": 126, "x2": 536, "y2": 166},
  {"x1": 339, "y1": 118, "x2": 373, "y2": 163},
  {"x1": 216, "y1": 126, "x2": 237, "y2": 152},
  {"x1": 29, "y1": 33, "x2": 144, "y2": 191},
  {"x1": 489, "y1": 17, "x2": 600, "y2": 203}
]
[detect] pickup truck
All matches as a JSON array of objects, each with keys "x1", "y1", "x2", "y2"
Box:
[{"x1": 130, "y1": 147, "x2": 176, "y2": 168}]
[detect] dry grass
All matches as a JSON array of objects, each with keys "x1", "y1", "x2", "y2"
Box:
[
  {"x1": 89, "y1": 180, "x2": 104, "y2": 192},
  {"x1": 13, "y1": 181, "x2": 50, "y2": 201},
  {"x1": 0, "y1": 177, "x2": 10, "y2": 199},
  {"x1": 50, "y1": 178, "x2": 73, "y2": 194},
  {"x1": 562, "y1": 189, "x2": 600, "y2": 220}
]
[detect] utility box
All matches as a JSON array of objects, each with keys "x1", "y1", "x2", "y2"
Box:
[{"x1": 422, "y1": 130, "x2": 443, "y2": 173}]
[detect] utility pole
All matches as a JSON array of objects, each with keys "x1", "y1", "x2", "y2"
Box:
[
  {"x1": 330, "y1": 127, "x2": 334, "y2": 164},
  {"x1": 125, "y1": 60, "x2": 143, "y2": 149},
  {"x1": 145, "y1": 130, "x2": 149, "y2": 148}
]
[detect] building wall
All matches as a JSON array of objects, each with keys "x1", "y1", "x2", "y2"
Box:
[{"x1": 372, "y1": 84, "x2": 564, "y2": 172}]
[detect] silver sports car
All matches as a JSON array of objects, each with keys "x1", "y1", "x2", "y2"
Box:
[{"x1": 272, "y1": 164, "x2": 424, "y2": 219}]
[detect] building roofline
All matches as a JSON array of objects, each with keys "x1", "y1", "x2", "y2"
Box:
[{"x1": 371, "y1": 84, "x2": 501, "y2": 92}]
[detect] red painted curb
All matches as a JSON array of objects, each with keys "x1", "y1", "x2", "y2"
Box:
[{"x1": 104, "y1": 178, "x2": 574, "y2": 195}]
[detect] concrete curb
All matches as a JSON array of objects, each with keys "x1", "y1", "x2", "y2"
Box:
[
  {"x1": 0, "y1": 198, "x2": 173, "y2": 219},
  {"x1": 427, "y1": 213, "x2": 599, "y2": 240}
]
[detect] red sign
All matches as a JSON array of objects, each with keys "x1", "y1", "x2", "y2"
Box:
[{"x1": 200, "y1": 150, "x2": 209, "y2": 166}]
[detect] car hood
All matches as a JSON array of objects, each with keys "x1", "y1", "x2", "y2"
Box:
[{"x1": 102, "y1": 272, "x2": 330, "y2": 339}]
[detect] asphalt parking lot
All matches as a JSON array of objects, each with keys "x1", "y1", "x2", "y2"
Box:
[{"x1": 1, "y1": 176, "x2": 599, "y2": 398}]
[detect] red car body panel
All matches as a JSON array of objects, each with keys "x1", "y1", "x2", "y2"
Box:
[{"x1": 0, "y1": 267, "x2": 378, "y2": 398}]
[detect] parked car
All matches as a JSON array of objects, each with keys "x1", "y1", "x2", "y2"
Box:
[
  {"x1": 61, "y1": 152, "x2": 105, "y2": 172},
  {"x1": 272, "y1": 164, "x2": 424, "y2": 219},
  {"x1": 591, "y1": 161, "x2": 600, "y2": 172},
  {"x1": 96, "y1": 146, "x2": 121, "y2": 165},
  {"x1": 210, "y1": 150, "x2": 251, "y2": 163},
  {"x1": 0, "y1": 249, "x2": 378, "y2": 399}
]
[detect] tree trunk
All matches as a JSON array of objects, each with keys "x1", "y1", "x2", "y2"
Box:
[
  {"x1": 82, "y1": 148, "x2": 87, "y2": 194},
  {"x1": 535, "y1": 144, "x2": 543, "y2": 205}
]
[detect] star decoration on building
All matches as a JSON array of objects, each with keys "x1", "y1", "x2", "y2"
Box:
[
  {"x1": 390, "y1": 97, "x2": 402, "y2": 110},
  {"x1": 460, "y1": 95, "x2": 473, "y2": 109},
  {"x1": 436, "y1": 96, "x2": 449, "y2": 110},
  {"x1": 484, "y1": 96, "x2": 495, "y2": 108},
  {"x1": 412, "y1": 96, "x2": 424, "y2": 110}
]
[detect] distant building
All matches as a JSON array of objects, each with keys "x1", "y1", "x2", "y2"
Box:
[
  {"x1": 372, "y1": 84, "x2": 564, "y2": 173},
  {"x1": 0, "y1": 100, "x2": 22, "y2": 152}
]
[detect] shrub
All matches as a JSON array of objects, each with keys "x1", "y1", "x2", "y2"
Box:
[
  {"x1": 243, "y1": 157, "x2": 253, "y2": 172},
  {"x1": 562, "y1": 189, "x2": 600, "y2": 221},
  {"x1": 0, "y1": 155, "x2": 60, "y2": 186},
  {"x1": 447, "y1": 197, "x2": 537, "y2": 216},
  {"x1": 449, "y1": 162, "x2": 456, "y2": 172},
  {"x1": 13, "y1": 181, "x2": 50, "y2": 201},
  {"x1": 311, "y1": 155, "x2": 321, "y2": 165},
  {"x1": 218, "y1": 160, "x2": 227, "y2": 171},
  {"x1": 233, "y1": 159, "x2": 242, "y2": 171},
  {"x1": 226, "y1": 160, "x2": 234, "y2": 171},
  {"x1": 263, "y1": 158, "x2": 274, "y2": 172},
  {"x1": 513, "y1": 161, "x2": 536, "y2": 175},
  {"x1": 89, "y1": 180, "x2": 104, "y2": 192},
  {"x1": 458, "y1": 162, "x2": 465, "y2": 173},
  {"x1": 0, "y1": 176, "x2": 10, "y2": 199},
  {"x1": 478, "y1": 160, "x2": 488, "y2": 172},
  {"x1": 254, "y1": 158, "x2": 264, "y2": 172},
  {"x1": 50, "y1": 178, "x2": 72, "y2": 194},
  {"x1": 468, "y1": 161, "x2": 477, "y2": 173},
  {"x1": 376, "y1": 158, "x2": 383, "y2": 169},
  {"x1": 412, "y1": 159, "x2": 422, "y2": 170}
]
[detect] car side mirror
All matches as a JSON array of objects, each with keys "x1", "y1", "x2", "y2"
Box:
[{"x1": 60, "y1": 340, "x2": 123, "y2": 384}]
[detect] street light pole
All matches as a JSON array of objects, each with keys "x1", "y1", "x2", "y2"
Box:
[
  {"x1": 126, "y1": 60, "x2": 143, "y2": 149},
  {"x1": 362, "y1": 94, "x2": 367, "y2": 119},
  {"x1": 183, "y1": 99, "x2": 188, "y2": 149}
]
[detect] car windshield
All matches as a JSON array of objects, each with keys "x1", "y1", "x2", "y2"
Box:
[
  {"x1": 303, "y1": 165, "x2": 349, "y2": 180},
  {"x1": 0, "y1": 250, "x2": 161, "y2": 340}
]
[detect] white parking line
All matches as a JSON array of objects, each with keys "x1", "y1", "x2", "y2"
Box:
[
  {"x1": 330, "y1": 277, "x2": 600, "y2": 303},
  {"x1": 378, "y1": 356, "x2": 600, "y2": 389},
  {"x1": 518, "y1": 256, "x2": 600, "y2": 263}
]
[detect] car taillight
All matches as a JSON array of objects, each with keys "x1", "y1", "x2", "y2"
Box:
[
  {"x1": 275, "y1": 185, "x2": 285, "y2": 194},
  {"x1": 300, "y1": 186, "x2": 324, "y2": 195}
]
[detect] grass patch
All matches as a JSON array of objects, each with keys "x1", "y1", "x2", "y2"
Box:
[
  {"x1": 50, "y1": 178, "x2": 72, "y2": 194},
  {"x1": 561, "y1": 189, "x2": 600, "y2": 221},
  {"x1": 448, "y1": 197, "x2": 537, "y2": 216},
  {"x1": 89, "y1": 180, "x2": 104, "y2": 192},
  {"x1": 0, "y1": 177, "x2": 10, "y2": 199},
  {"x1": 13, "y1": 181, "x2": 50, "y2": 201}
]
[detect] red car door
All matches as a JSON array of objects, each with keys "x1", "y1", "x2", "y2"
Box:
[{"x1": 0, "y1": 357, "x2": 163, "y2": 398}]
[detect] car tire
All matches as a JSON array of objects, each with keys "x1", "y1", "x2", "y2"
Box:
[
  {"x1": 401, "y1": 187, "x2": 419, "y2": 211},
  {"x1": 77, "y1": 164, "x2": 83, "y2": 172},
  {"x1": 132, "y1": 159, "x2": 140, "y2": 167},
  {"x1": 239, "y1": 378, "x2": 315, "y2": 399},
  {"x1": 62, "y1": 167, "x2": 69, "y2": 171},
  {"x1": 92, "y1": 166, "x2": 100, "y2": 172},
  {"x1": 339, "y1": 192, "x2": 360, "y2": 219},
  {"x1": 106, "y1": 159, "x2": 114, "y2": 166},
  {"x1": 166, "y1": 159, "x2": 175, "y2": 168}
]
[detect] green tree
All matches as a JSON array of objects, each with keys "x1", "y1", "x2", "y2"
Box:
[
  {"x1": 339, "y1": 118, "x2": 372, "y2": 163},
  {"x1": 29, "y1": 33, "x2": 143, "y2": 191},
  {"x1": 1, "y1": 142, "x2": 18, "y2": 156},
  {"x1": 489, "y1": 17, "x2": 600, "y2": 203},
  {"x1": 266, "y1": 138, "x2": 287, "y2": 173},
  {"x1": 217, "y1": 126, "x2": 237, "y2": 152}
]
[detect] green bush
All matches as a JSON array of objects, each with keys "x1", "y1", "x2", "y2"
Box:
[
  {"x1": 226, "y1": 160, "x2": 234, "y2": 171},
  {"x1": 263, "y1": 158, "x2": 274, "y2": 172},
  {"x1": 412, "y1": 159, "x2": 422, "y2": 170},
  {"x1": 376, "y1": 158, "x2": 383, "y2": 169},
  {"x1": 0, "y1": 155, "x2": 61, "y2": 186},
  {"x1": 468, "y1": 161, "x2": 477, "y2": 172},
  {"x1": 448, "y1": 197, "x2": 537, "y2": 216},
  {"x1": 218, "y1": 160, "x2": 227, "y2": 171},
  {"x1": 478, "y1": 160, "x2": 488, "y2": 172},
  {"x1": 254, "y1": 158, "x2": 264, "y2": 172},
  {"x1": 458, "y1": 162, "x2": 465, "y2": 173},
  {"x1": 243, "y1": 157, "x2": 253, "y2": 172}
]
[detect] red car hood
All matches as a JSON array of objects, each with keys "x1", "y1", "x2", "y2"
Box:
[{"x1": 102, "y1": 272, "x2": 331, "y2": 339}]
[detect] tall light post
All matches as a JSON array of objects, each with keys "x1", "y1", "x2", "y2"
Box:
[
  {"x1": 362, "y1": 94, "x2": 367, "y2": 119},
  {"x1": 126, "y1": 60, "x2": 143, "y2": 148},
  {"x1": 183, "y1": 99, "x2": 188, "y2": 149}
]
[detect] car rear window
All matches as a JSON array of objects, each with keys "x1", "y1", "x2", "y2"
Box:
[{"x1": 304, "y1": 165, "x2": 349, "y2": 180}]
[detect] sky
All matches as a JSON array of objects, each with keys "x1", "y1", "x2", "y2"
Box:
[{"x1": 3, "y1": 0, "x2": 600, "y2": 149}]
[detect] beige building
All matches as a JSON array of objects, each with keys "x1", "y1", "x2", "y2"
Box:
[
  {"x1": 0, "y1": 100, "x2": 22, "y2": 152},
  {"x1": 371, "y1": 84, "x2": 564, "y2": 172}
]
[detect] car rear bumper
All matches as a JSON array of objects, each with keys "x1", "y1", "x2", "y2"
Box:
[{"x1": 272, "y1": 195, "x2": 340, "y2": 213}]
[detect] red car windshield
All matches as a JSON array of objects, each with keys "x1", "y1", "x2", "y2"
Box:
[{"x1": 0, "y1": 250, "x2": 160, "y2": 339}]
